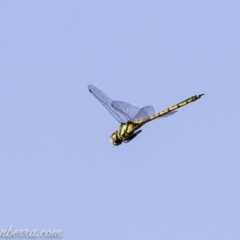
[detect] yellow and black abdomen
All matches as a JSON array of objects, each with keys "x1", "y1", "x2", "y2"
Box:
[{"x1": 139, "y1": 94, "x2": 204, "y2": 124}]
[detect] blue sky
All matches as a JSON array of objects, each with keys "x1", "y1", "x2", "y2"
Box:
[{"x1": 0, "y1": 1, "x2": 240, "y2": 239}]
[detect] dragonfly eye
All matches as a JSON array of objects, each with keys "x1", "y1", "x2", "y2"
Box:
[{"x1": 110, "y1": 132, "x2": 122, "y2": 146}]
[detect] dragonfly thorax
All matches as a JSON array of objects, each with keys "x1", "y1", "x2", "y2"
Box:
[{"x1": 110, "y1": 123, "x2": 140, "y2": 146}]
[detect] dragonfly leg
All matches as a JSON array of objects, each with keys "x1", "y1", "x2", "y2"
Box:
[{"x1": 123, "y1": 130, "x2": 142, "y2": 143}]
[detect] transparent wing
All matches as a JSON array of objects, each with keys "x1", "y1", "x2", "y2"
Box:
[
  {"x1": 112, "y1": 101, "x2": 155, "y2": 122},
  {"x1": 132, "y1": 106, "x2": 155, "y2": 121},
  {"x1": 88, "y1": 84, "x2": 127, "y2": 123},
  {"x1": 111, "y1": 101, "x2": 141, "y2": 122},
  {"x1": 159, "y1": 111, "x2": 177, "y2": 117}
]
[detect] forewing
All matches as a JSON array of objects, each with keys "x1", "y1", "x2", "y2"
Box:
[
  {"x1": 111, "y1": 101, "x2": 141, "y2": 122},
  {"x1": 88, "y1": 84, "x2": 126, "y2": 123},
  {"x1": 132, "y1": 106, "x2": 155, "y2": 121}
]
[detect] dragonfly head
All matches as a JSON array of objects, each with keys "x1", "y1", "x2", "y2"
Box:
[{"x1": 110, "y1": 131, "x2": 122, "y2": 146}]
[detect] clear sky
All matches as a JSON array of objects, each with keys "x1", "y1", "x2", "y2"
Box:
[{"x1": 0, "y1": 1, "x2": 240, "y2": 239}]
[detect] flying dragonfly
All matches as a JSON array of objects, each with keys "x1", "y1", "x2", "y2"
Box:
[{"x1": 88, "y1": 84, "x2": 204, "y2": 146}]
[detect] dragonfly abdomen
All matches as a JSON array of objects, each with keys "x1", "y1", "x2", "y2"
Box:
[{"x1": 141, "y1": 94, "x2": 204, "y2": 123}]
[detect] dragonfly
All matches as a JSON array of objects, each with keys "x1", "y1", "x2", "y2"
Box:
[{"x1": 88, "y1": 84, "x2": 204, "y2": 146}]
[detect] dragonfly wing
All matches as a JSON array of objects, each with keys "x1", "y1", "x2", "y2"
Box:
[
  {"x1": 88, "y1": 84, "x2": 127, "y2": 123},
  {"x1": 132, "y1": 106, "x2": 155, "y2": 121},
  {"x1": 159, "y1": 111, "x2": 177, "y2": 117},
  {"x1": 111, "y1": 101, "x2": 141, "y2": 122}
]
